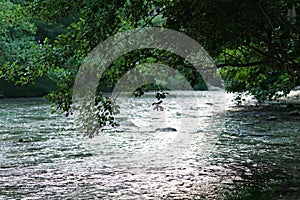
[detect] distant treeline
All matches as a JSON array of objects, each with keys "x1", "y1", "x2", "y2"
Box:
[{"x1": 0, "y1": 77, "x2": 56, "y2": 98}]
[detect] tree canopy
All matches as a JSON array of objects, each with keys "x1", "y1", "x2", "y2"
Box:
[
  {"x1": 163, "y1": 0, "x2": 300, "y2": 101},
  {"x1": 0, "y1": 0, "x2": 299, "y2": 128}
]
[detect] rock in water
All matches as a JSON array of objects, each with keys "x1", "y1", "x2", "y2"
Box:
[
  {"x1": 155, "y1": 127, "x2": 177, "y2": 132},
  {"x1": 289, "y1": 110, "x2": 300, "y2": 116},
  {"x1": 119, "y1": 120, "x2": 137, "y2": 127},
  {"x1": 266, "y1": 116, "x2": 277, "y2": 121}
]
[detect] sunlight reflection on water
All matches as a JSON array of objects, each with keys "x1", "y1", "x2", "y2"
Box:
[{"x1": 0, "y1": 92, "x2": 299, "y2": 199}]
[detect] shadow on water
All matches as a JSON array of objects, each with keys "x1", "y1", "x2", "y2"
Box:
[{"x1": 216, "y1": 104, "x2": 300, "y2": 199}]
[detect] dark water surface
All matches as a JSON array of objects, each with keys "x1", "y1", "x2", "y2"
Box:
[{"x1": 0, "y1": 92, "x2": 299, "y2": 199}]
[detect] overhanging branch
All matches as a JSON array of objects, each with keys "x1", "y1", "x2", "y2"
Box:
[{"x1": 216, "y1": 61, "x2": 263, "y2": 68}]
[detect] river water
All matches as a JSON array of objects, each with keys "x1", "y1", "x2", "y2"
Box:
[{"x1": 0, "y1": 91, "x2": 299, "y2": 199}]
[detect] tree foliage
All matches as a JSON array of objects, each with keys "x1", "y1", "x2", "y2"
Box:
[
  {"x1": 163, "y1": 0, "x2": 299, "y2": 98},
  {"x1": 1, "y1": 0, "x2": 300, "y2": 130},
  {"x1": 0, "y1": 0, "x2": 42, "y2": 83}
]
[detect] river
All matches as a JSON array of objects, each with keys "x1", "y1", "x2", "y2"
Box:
[{"x1": 0, "y1": 91, "x2": 299, "y2": 199}]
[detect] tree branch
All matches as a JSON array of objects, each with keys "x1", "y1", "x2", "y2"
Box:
[{"x1": 216, "y1": 61, "x2": 263, "y2": 68}]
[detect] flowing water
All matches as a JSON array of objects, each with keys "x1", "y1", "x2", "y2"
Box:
[{"x1": 0, "y1": 91, "x2": 299, "y2": 199}]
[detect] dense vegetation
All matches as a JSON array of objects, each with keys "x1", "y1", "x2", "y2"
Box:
[{"x1": 0, "y1": 0, "x2": 299, "y2": 112}]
